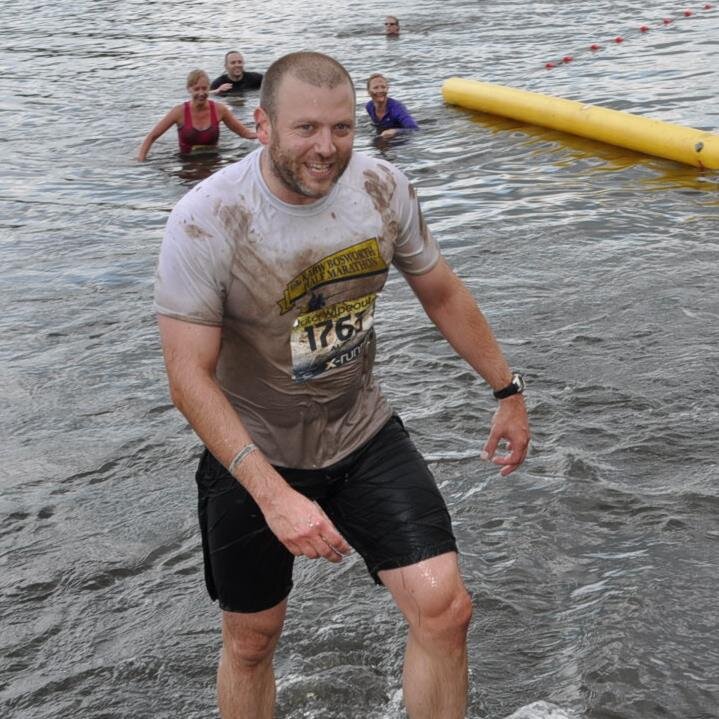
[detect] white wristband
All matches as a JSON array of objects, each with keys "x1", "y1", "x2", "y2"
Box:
[{"x1": 228, "y1": 443, "x2": 257, "y2": 476}]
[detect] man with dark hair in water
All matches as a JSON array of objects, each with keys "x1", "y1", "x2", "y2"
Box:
[
  {"x1": 385, "y1": 15, "x2": 400, "y2": 36},
  {"x1": 211, "y1": 50, "x2": 263, "y2": 96},
  {"x1": 155, "y1": 50, "x2": 529, "y2": 718}
]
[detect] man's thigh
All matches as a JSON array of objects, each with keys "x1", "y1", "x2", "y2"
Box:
[
  {"x1": 196, "y1": 449, "x2": 295, "y2": 613},
  {"x1": 320, "y1": 415, "x2": 458, "y2": 583}
]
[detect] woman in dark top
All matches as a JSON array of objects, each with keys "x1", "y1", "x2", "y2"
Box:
[
  {"x1": 365, "y1": 73, "x2": 419, "y2": 139},
  {"x1": 137, "y1": 69, "x2": 256, "y2": 160}
]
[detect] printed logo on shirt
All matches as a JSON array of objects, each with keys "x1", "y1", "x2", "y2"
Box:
[
  {"x1": 290, "y1": 292, "x2": 377, "y2": 382},
  {"x1": 277, "y1": 238, "x2": 387, "y2": 315}
]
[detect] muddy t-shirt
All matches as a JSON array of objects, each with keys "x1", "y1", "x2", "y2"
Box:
[{"x1": 154, "y1": 148, "x2": 440, "y2": 468}]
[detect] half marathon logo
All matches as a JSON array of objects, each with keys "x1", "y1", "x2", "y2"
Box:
[{"x1": 278, "y1": 238, "x2": 387, "y2": 315}]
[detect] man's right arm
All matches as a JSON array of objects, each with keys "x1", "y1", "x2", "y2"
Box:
[
  {"x1": 157, "y1": 314, "x2": 350, "y2": 561},
  {"x1": 209, "y1": 76, "x2": 231, "y2": 96}
]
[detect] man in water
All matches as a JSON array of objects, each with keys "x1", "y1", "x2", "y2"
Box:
[
  {"x1": 385, "y1": 15, "x2": 400, "y2": 36},
  {"x1": 155, "y1": 51, "x2": 530, "y2": 719},
  {"x1": 211, "y1": 50, "x2": 263, "y2": 96}
]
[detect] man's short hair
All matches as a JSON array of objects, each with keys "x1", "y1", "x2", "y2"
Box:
[
  {"x1": 260, "y1": 51, "x2": 355, "y2": 122},
  {"x1": 224, "y1": 50, "x2": 242, "y2": 63},
  {"x1": 186, "y1": 69, "x2": 210, "y2": 88}
]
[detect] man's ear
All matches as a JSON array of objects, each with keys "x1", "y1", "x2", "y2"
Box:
[{"x1": 254, "y1": 106, "x2": 271, "y2": 146}]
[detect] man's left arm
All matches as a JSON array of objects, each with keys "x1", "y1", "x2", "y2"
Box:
[{"x1": 404, "y1": 257, "x2": 530, "y2": 475}]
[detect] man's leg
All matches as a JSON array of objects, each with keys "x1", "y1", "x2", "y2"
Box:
[
  {"x1": 218, "y1": 599, "x2": 288, "y2": 719},
  {"x1": 380, "y1": 552, "x2": 473, "y2": 719}
]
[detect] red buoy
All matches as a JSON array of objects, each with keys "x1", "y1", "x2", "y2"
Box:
[
  {"x1": 684, "y1": 9, "x2": 693, "y2": 16},
  {"x1": 614, "y1": 36, "x2": 624, "y2": 43},
  {"x1": 589, "y1": 43, "x2": 602, "y2": 51},
  {"x1": 545, "y1": 62, "x2": 556, "y2": 69},
  {"x1": 562, "y1": 56, "x2": 573, "y2": 63},
  {"x1": 639, "y1": 25, "x2": 650, "y2": 32},
  {"x1": 663, "y1": 17, "x2": 673, "y2": 24}
]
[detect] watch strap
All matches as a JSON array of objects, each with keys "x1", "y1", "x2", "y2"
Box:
[{"x1": 493, "y1": 372, "x2": 525, "y2": 400}]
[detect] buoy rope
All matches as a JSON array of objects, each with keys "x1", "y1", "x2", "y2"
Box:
[{"x1": 544, "y1": 3, "x2": 714, "y2": 69}]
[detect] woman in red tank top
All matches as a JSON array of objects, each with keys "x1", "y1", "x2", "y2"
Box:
[{"x1": 137, "y1": 69, "x2": 257, "y2": 160}]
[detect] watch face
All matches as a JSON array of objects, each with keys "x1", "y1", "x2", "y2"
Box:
[{"x1": 513, "y1": 373, "x2": 525, "y2": 392}]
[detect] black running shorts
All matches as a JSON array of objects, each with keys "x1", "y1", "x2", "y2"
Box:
[{"x1": 195, "y1": 414, "x2": 457, "y2": 613}]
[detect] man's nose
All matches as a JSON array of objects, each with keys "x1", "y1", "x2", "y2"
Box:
[{"x1": 314, "y1": 127, "x2": 335, "y2": 155}]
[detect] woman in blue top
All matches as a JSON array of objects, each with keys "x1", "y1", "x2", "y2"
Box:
[{"x1": 365, "y1": 73, "x2": 419, "y2": 139}]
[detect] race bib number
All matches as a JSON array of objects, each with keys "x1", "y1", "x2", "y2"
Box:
[{"x1": 290, "y1": 293, "x2": 377, "y2": 382}]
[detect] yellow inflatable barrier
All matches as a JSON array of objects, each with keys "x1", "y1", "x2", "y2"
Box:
[{"x1": 442, "y1": 77, "x2": 719, "y2": 170}]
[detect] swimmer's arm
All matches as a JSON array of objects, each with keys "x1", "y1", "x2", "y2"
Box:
[
  {"x1": 396, "y1": 105, "x2": 419, "y2": 130},
  {"x1": 217, "y1": 104, "x2": 258, "y2": 140},
  {"x1": 209, "y1": 83, "x2": 232, "y2": 96},
  {"x1": 379, "y1": 125, "x2": 419, "y2": 139},
  {"x1": 137, "y1": 105, "x2": 182, "y2": 161},
  {"x1": 404, "y1": 258, "x2": 530, "y2": 475},
  {"x1": 380, "y1": 103, "x2": 419, "y2": 137},
  {"x1": 157, "y1": 314, "x2": 350, "y2": 560}
]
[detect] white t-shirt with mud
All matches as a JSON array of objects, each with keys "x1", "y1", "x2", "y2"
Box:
[{"x1": 155, "y1": 148, "x2": 441, "y2": 469}]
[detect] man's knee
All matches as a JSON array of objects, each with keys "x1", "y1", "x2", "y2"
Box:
[
  {"x1": 414, "y1": 584, "x2": 473, "y2": 640},
  {"x1": 222, "y1": 606, "x2": 285, "y2": 669}
]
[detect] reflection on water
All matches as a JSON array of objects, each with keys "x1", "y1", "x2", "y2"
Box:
[
  {"x1": 165, "y1": 151, "x2": 228, "y2": 184},
  {"x1": 2, "y1": 1, "x2": 719, "y2": 718},
  {"x1": 371, "y1": 132, "x2": 416, "y2": 155}
]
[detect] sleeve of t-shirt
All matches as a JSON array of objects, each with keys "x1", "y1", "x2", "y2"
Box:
[
  {"x1": 393, "y1": 100, "x2": 419, "y2": 130},
  {"x1": 153, "y1": 190, "x2": 233, "y2": 326},
  {"x1": 210, "y1": 75, "x2": 223, "y2": 90},
  {"x1": 387, "y1": 164, "x2": 441, "y2": 276}
]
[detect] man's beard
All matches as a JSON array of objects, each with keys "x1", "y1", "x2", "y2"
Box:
[{"x1": 268, "y1": 137, "x2": 351, "y2": 200}]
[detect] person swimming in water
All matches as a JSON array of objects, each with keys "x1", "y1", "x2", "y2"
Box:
[
  {"x1": 365, "y1": 72, "x2": 418, "y2": 139},
  {"x1": 384, "y1": 15, "x2": 400, "y2": 36},
  {"x1": 210, "y1": 50, "x2": 263, "y2": 96},
  {"x1": 137, "y1": 69, "x2": 257, "y2": 160}
]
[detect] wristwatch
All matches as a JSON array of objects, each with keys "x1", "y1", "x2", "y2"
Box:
[{"x1": 493, "y1": 372, "x2": 525, "y2": 400}]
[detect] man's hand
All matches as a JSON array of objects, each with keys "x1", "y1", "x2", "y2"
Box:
[
  {"x1": 262, "y1": 486, "x2": 352, "y2": 562},
  {"x1": 481, "y1": 395, "x2": 530, "y2": 476}
]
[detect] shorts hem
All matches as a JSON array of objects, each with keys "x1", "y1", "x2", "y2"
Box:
[
  {"x1": 369, "y1": 541, "x2": 458, "y2": 585},
  {"x1": 217, "y1": 581, "x2": 293, "y2": 614}
]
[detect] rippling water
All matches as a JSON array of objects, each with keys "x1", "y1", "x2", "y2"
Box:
[{"x1": 2, "y1": 1, "x2": 718, "y2": 717}]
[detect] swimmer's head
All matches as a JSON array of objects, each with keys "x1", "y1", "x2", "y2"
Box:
[
  {"x1": 384, "y1": 16, "x2": 400, "y2": 36},
  {"x1": 224, "y1": 51, "x2": 245, "y2": 80},
  {"x1": 186, "y1": 69, "x2": 210, "y2": 89},
  {"x1": 366, "y1": 73, "x2": 388, "y2": 93}
]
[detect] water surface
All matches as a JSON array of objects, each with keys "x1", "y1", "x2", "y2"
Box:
[{"x1": 1, "y1": 1, "x2": 718, "y2": 717}]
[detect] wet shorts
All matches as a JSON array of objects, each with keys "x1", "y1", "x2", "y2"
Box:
[{"x1": 195, "y1": 415, "x2": 457, "y2": 613}]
